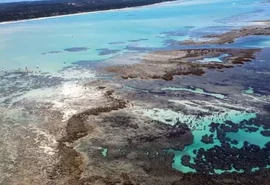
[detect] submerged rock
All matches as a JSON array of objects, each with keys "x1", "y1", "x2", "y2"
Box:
[
  {"x1": 181, "y1": 155, "x2": 191, "y2": 167},
  {"x1": 201, "y1": 134, "x2": 214, "y2": 144},
  {"x1": 64, "y1": 47, "x2": 89, "y2": 52},
  {"x1": 231, "y1": 140, "x2": 238, "y2": 145},
  {"x1": 261, "y1": 130, "x2": 270, "y2": 137}
]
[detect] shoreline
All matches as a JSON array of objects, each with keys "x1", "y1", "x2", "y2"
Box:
[
  {"x1": 0, "y1": 0, "x2": 179, "y2": 26},
  {"x1": 0, "y1": 0, "x2": 231, "y2": 25}
]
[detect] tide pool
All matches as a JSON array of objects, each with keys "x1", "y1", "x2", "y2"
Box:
[
  {"x1": 142, "y1": 108, "x2": 258, "y2": 173},
  {"x1": 227, "y1": 126, "x2": 269, "y2": 149},
  {"x1": 242, "y1": 87, "x2": 254, "y2": 94},
  {"x1": 101, "y1": 148, "x2": 108, "y2": 157},
  {"x1": 196, "y1": 53, "x2": 230, "y2": 63}
]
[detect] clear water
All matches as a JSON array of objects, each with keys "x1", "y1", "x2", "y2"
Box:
[
  {"x1": 196, "y1": 54, "x2": 230, "y2": 63},
  {"x1": 142, "y1": 108, "x2": 258, "y2": 173},
  {"x1": 227, "y1": 126, "x2": 268, "y2": 149},
  {"x1": 242, "y1": 87, "x2": 254, "y2": 94},
  {"x1": 101, "y1": 148, "x2": 108, "y2": 157},
  {"x1": 0, "y1": 0, "x2": 270, "y2": 73}
]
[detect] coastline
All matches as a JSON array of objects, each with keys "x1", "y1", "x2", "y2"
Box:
[
  {"x1": 0, "y1": 0, "x2": 232, "y2": 25},
  {"x1": 0, "y1": 0, "x2": 179, "y2": 25}
]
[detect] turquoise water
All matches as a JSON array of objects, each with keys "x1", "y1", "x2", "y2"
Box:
[
  {"x1": 197, "y1": 57, "x2": 223, "y2": 63},
  {"x1": 0, "y1": 0, "x2": 270, "y2": 72},
  {"x1": 227, "y1": 126, "x2": 269, "y2": 149},
  {"x1": 197, "y1": 54, "x2": 230, "y2": 63},
  {"x1": 101, "y1": 148, "x2": 108, "y2": 157},
  {"x1": 142, "y1": 108, "x2": 258, "y2": 173},
  {"x1": 242, "y1": 87, "x2": 254, "y2": 94}
]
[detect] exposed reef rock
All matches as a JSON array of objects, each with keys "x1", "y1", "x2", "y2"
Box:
[
  {"x1": 104, "y1": 48, "x2": 259, "y2": 80},
  {"x1": 50, "y1": 89, "x2": 128, "y2": 184},
  {"x1": 5, "y1": 65, "x2": 269, "y2": 185},
  {"x1": 50, "y1": 87, "x2": 194, "y2": 185},
  {"x1": 49, "y1": 82, "x2": 270, "y2": 185},
  {"x1": 180, "y1": 21, "x2": 270, "y2": 45}
]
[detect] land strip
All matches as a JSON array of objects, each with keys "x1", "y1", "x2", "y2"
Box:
[{"x1": 0, "y1": 0, "x2": 175, "y2": 23}]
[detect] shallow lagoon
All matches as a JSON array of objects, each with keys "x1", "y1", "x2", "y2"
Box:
[{"x1": 0, "y1": 0, "x2": 270, "y2": 72}]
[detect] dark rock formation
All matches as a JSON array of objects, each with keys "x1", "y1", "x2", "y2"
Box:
[
  {"x1": 188, "y1": 141, "x2": 270, "y2": 175},
  {"x1": 261, "y1": 130, "x2": 270, "y2": 137},
  {"x1": 181, "y1": 155, "x2": 191, "y2": 167},
  {"x1": 201, "y1": 134, "x2": 214, "y2": 144}
]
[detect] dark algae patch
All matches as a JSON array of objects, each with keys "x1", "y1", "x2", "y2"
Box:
[
  {"x1": 42, "y1": 51, "x2": 62, "y2": 55},
  {"x1": 96, "y1": 48, "x2": 121, "y2": 55},
  {"x1": 64, "y1": 47, "x2": 89, "y2": 52}
]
